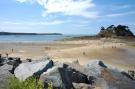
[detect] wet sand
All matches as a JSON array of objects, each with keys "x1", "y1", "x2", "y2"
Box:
[{"x1": 0, "y1": 38, "x2": 135, "y2": 71}]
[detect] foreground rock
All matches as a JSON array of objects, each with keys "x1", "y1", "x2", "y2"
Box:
[
  {"x1": 14, "y1": 59, "x2": 53, "y2": 80},
  {"x1": 40, "y1": 62, "x2": 92, "y2": 89},
  {"x1": 97, "y1": 69, "x2": 135, "y2": 89},
  {"x1": 84, "y1": 60, "x2": 107, "y2": 78},
  {"x1": 0, "y1": 64, "x2": 13, "y2": 89},
  {"x1": 1, "y1": 56, "x2": 135, "y2": 89},
  {"x1": 40, "y1": 60, "x2": 135, "y2": 89}
]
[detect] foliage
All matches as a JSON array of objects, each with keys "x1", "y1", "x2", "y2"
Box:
[{"x1": 9, "y1": 76, "x2": 43, "y2": 89}]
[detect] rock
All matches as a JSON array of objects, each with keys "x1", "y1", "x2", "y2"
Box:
[
  {"x1": 26, "y1": 58, "x2": 32, "y2": 62},
  {"x1": 40, "y1": 62, "x2": 89, "y2": 89},
  {"x1": 0, "y1": 64, "x2": 13, "y2": 89},
  {"x1": 59, "y1": 67, "x2": 89, "y2": 89},
  {"x1": 40, "y1": 66, "x2": 62, "y2": 88},
  {"x1": 0, "y1": 57, "x2": 7, "y2": 66},
  {"x1": 73, "y1": 83, "x2": 93, "y2": 89},
  {"x1": 14, "y1": 59, "x2": 53, "y2": 81},
  {"x1": 7, "y1": 57, "x2": 22, "y2": 74},
  {"x1": 99, "y1": 69, "x2": 135, "y2": 89},
  {"x1": 84, "y1": 60, "x2": 107, "y2": 78}
]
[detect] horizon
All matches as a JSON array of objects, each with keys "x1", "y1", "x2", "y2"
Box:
[{"x1": 0, "y1": 0, "x2": 135, "y2": 34}]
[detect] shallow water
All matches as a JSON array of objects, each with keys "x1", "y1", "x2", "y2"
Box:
[{"x1": 0, "y1": 35, "x2": 76, "y2": 42}]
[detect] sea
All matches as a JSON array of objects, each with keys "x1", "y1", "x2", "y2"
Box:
[{"x1": 0, "y1": 34, "x2": 84, "y2": 42}]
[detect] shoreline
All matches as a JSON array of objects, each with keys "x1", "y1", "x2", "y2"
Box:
[{"x1": 0, "y1": 37, "x2": 135, "y2": 71}]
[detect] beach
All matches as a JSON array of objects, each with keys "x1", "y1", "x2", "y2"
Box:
[{"x1": 0, "y1": 37, "x2": 135, "y2": 71}]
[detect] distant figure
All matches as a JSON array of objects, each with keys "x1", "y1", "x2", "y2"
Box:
[
  {"x1": 11, "y1": 48, "x2": 14, "y2": 53},
  {"x1": 83, "y1": 52, "x2": 86, "y2": 55},
  {"x1": 0, "y1": 54, "x2": 2, "y2": 63},
  {"x1": 5, "y1": 53, "x2": 8, "y2": 59}
]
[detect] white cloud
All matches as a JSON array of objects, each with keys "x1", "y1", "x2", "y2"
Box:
[
  {"x1": 16, "y1": 0, "x2": 33, "y2": 3},
  {"x1": 106, "y1": 11, "x2": 135, "y2": 17},
  {"x1": 2, "y1": 20, "x2": 64, "y2": 25},
  {"x1": 16, "y1": 0, "x2": 98, "y2": 18}
]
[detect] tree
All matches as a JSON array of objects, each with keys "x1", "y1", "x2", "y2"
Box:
[
  {"x1": 101, "y1": 26, "x2": 105, "y2": 31},
  {"x1": 98, "y1": 25, "x2": 134, "y2": 37}
]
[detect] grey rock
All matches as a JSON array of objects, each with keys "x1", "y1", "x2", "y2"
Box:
[
  {"x1": 40, "y1": 66, "x2": 62, "y2": 88},
  {"x1": 7, "y1": 57, "x2": 22, "y2": 74},
  {"x1": 99, "y1": 69, "x2": 135, "y2": 89},
  {"x1": 84, "y1": 60, "x2": 107, "y2": 78},
  {"x1": 0, "y1": 64, "x2": 13, "y2": 89},
  {"x1": 14, "y1": 59, "x2": 53, "y2": 80},
  {"x1": 40, "y1": 62, "x2": 89, "y2": 89}
]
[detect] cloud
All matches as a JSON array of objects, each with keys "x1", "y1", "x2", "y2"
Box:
[
  {"x1": 2, "y1": 20, "x2": 64, "y2": 25},
  {"x1": 16, "y1": 0, "x2": 33, "y2": 3},
  {"x1": 16, "y1": 0, "x2": 98, "y2": 19},
  {"x1": 106, "y1": 11, "x2": 135, "y2": 17}
]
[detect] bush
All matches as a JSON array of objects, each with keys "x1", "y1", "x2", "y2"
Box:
[{"x1": 9, "y1": 76, "x2": 43, "y2": 89}]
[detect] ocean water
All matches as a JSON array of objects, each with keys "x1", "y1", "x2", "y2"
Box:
[{"x1": 0, "y1": 35, "x2": 79, "y2": 42}]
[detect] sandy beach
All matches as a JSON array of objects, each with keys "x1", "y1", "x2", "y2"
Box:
[{"x1": 0, "y1": 38, "x2": 135, "y2": 71}]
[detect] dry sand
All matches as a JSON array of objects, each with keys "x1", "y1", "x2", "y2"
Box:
[{"x1": 0, "y1": 38, "x2": 135, "y2": 71}]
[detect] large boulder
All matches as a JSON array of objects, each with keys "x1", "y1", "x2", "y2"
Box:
[
  {"x1": 40, "y1": 62, "x2": 90, "y2": 89},
  {"x1": 0, "y1": 64, "x2": 13, "y2": 89},
  {"x1": 14, "y1": 59, "x2": 53, "y2": 80},
  {"x1": 40, "y1": 66, "x2": 62, "y2": 88},
  {"x1": 84, "y1": 60, "x2": 107, "y2": 78},
  {"x1": 7, "y1": 57, "x2": 22, "y2": 74},
  {"x1": 97, "y1": 69, "x2": 135, "y2": 89}
]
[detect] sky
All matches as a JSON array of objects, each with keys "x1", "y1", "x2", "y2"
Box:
[{"x1": 0, "y1": 0, "x2": 135, "y2": 34}]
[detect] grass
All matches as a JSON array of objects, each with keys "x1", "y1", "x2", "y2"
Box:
[{"x1": 9, "y1": 76, "x2": 52, "y2": 89}]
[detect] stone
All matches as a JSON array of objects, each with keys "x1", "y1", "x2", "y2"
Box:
[
  {"x1": 59, "y1": 67, "x2": 89, "y2": 89},
  {"x1": 40, "y1": 66, "x2": 62, "y2": 89},
  {"x1": 0, "y1": 64, "x2": 13, "y2": 89},
  {"x1": 84, "y1": 60, "x2": 107, "y2": 78},
  {"x1": 0, "y1": 57, "x2": 7, "y2": 66},
  {"x1": 40, "y1": 62, "x2": 89, "y2": 89},
  {"x1": 99, "y1": 69, "x2": 135, "y2": 89},
  {"x1": 14, "y1": 59, "x2": 53, "y2": 80},
  {"x1": 7, "y1": 57, "x2": 22, "y2": 74}
]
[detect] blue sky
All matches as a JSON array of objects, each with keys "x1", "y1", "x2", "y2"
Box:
[{"x1": 0, "y1": 0, "x2": 135, "y2": 34}]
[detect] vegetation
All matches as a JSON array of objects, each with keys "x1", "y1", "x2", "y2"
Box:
[
  {"x1": 98, "y1": 25, "x2": 134, "y2": 37},
  {"x1": 9, "y1": 76, "x2": 43, "y2": 89}
]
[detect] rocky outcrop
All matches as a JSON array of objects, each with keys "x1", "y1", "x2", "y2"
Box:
[
  {"x1": 98, "y1": 25, "x2": 134, "y2": 37},
  {"x1": 14, "y1": 59, "x2": 53, "y2": 80}
]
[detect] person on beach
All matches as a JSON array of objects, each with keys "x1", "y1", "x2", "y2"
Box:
[
  {"x1": 6, "y1": 53, "x2": 8, "y2": 59},
  {"x1": 11, "y1": 48, "x2": 14, "y2": 52}
]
